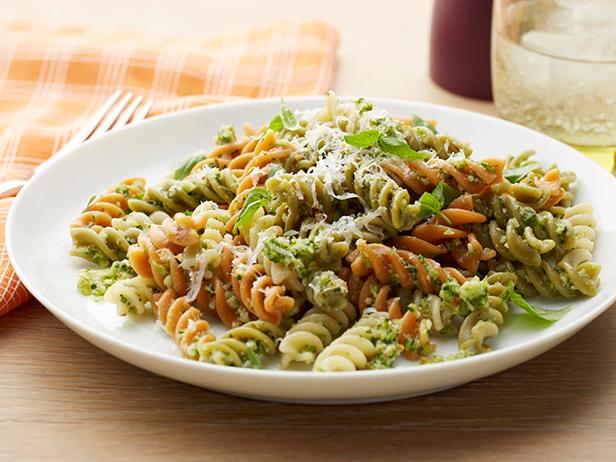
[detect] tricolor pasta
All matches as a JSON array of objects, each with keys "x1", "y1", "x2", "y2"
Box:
[{"x1": 71, "y1": 92, "x2": 600, "y2": 371}]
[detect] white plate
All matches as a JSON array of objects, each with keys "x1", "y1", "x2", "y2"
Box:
[{"x1": 7, "y1": 97, "x2": 616, "y2": 404}]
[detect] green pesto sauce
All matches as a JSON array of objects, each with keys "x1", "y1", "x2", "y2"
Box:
[
  {"x1": 420, "y1": 349, "x2": 474, "y2": 365},
  {"x1": 82, "y1": 245, "x2": 111, "y2": 268},
  {"x1": 78, "y1": 260, "x2": 136, "y2": 297},
  {"x1": 214, "y1": 125, "x2": 236, "y2": 145},
  {"x1": 440, "y1": 277, "x2": 489, "y2": 317},
  {"x1": 242, "y1": 347, "x2": 263, "y2": 369},
  {"x1": 368, "y1": 319, "x2": 401, "y2": 370},
  {"x1": 262, "y1": 236, "x2": 316, "y2": 279}
]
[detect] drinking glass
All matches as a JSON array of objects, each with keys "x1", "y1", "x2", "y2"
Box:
[{"x1": 492, "y1": 0, "x2": 616, "y2": 156}]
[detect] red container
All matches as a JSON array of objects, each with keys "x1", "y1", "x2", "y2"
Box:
[{"x1": 430, "y1": 0, "x2": 494, "y2": 100}]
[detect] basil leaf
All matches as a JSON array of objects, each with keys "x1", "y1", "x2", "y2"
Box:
[
  {"x1": 417, "y1": 192, "x2": 440, "y2": 220},
  {"x1": 504, "y1": 162, "x2": 542, "y2": 183},
  {"x1": 501, "y1": 282, "x2": 570, "y2": 322},
  {"x1": 234, "y1": 187, "x2": 270, "y2": 232},
  {"x1": 416, "y1": 189, "x2": 453, "y2": 224},
  {"x1": 173, "y1": 152, "x2": 207, "y2": 180},
  {"x1": 435, "y1": 210, "x2": 452, "y2": 224},
  {"x1": 281, "y1": 106, "x2": 299, "y2": 131},
  {"x1": 379, "y1": 136, "x2": 425, "y2": 160},
  {"x1": 431, "y1": 182, "x2": 460, "y2": 208},
  {"x1": 82, "y1": 195, "x2": 97, "y2": 212},
  {"x1": 268, "y1": 115, "x2": 283, "y2": 132},
  {"x1": 344, "y1": 130, "x2": 382, "y2": 148},
  {"x1": 412, "y1": 115, "x2": 438, "y2": 134},
  {"x1": 419, "y1": 192, "x2": 441, "y2": 212}
]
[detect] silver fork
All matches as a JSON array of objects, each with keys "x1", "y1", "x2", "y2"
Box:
[{"x1": 0, "y1": 89, "x2": 153, "y2": 199}]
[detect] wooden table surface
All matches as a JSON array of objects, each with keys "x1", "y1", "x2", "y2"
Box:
[{"x1": 1, "y1": 1, "x2": 615, "y2": 460}]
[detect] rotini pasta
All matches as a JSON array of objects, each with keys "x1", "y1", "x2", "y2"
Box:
[
  {"x1": 278, "y1": 301, "x2": 357, "y2": 368},
  {"x1": 313, "y1": 312, "x2": 402, "y2": 372},
  {"x1": 128, "y1": 166, "x2": 239, "y2": 214},
  {"x1": 72, "y1": 92, "x2": 600, "y2": 371},
  {"x1": 153, "y1": 289, "x2": 216, "y2": 359},
  {"x1": 104, "y1": 275, "x2": 157, "y2": 315},
  {"x1": 196, "y1": 320, "x2": 285, "y2": 368}
]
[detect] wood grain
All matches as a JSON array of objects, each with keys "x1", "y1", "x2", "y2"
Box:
[
  {"x1": 2, "y1": 300, "x2": 615, "y2": 461},
  {"x1": 1, "y1": 0, "x2": 615, "y2": 460}
]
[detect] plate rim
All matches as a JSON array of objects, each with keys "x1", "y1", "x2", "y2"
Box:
[{"x1": 7, "y1": 95, "x2": 616, "y2": 383}]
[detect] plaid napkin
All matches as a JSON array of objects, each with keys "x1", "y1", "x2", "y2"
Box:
[{"x1": 0, "y1": 20, "x2": 339, "y2": 316}]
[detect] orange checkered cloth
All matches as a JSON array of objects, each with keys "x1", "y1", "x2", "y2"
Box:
[{"x1": 0, "y1": 20, "x2": 339, "y2": 316}]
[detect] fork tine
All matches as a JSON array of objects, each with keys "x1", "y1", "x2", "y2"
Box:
[
  {"x1": 113, "y1": 95, "x2": 144, "y2": 129},
  {"x1": 131, "y1": 98, "x2": 153, "y2": 123},
  {"x1": 58, "y1": 89, "x2": 122, "y2": 152},
  {"x1": 90, "y1": 92, "x2": 133, "y2": 139}
]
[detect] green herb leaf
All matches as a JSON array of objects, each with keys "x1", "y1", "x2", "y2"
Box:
[
  {"x1": 417, "y1": 191, "x2": 442, "y2": 220},
  {"x1": 504, "y1": 162, "x2": 542, "y2": 183},
  {"x1": 280, "y1": 105, "x2": 299, "y2": 131},
  {"x1": 173, "y1": 152, "x2": 207, "y2": 180},
  {"x1": 412, "y1": 115, "x2": 438, "y2": 134},
  {"x1": 500, "y1": 282, "x2": 570, "y2": 322},
  {"x1": 344, "y1": 129, "x2": 382, "y2": 148},
  {"x1": 416, "y1": 189, "x2": 452, "y2": 224},
  {"x1": 379, "y1": 136, "x2": 425, "y2": 160},
  {"x1": 268, "y1": 115, "x2": 283, "y2": 132},
  {"x1": 234, "y1": 187, "x2": 270, "y2": 232},
  {"x1": 431, "y1": 182, "x2": 460, "y2": 208},
  {"x1": 82, "y1": 195, "x2": 97, "y2": 212}
]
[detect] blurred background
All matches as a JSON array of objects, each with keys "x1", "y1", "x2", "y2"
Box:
[
  {"x1": 4, "y1": 0, "x2": 613, "y2": 170},
  {"x1": 0, "y1": 0, "x2": 493, "y2": 113}
]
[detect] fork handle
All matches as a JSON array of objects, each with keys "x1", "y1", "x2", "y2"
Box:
[{"x1": 0, "y1": 179, "x2": 27, "y2": 200}]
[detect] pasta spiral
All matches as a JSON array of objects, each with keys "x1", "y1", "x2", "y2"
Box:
[
  {"x1": 563, "y1": 204, "x2": 597, "y2": 253},
  {"x1": 71, "y1": 211, "x2": 170, "y2": 267},
  {"x1": 313, "y1": 312, "x2": 402, "y2": 372},
  {"x1": 458, "y1": 307, "x2": 504, "y2": 353},
  {"x1": 197, "y1": 320, "x2": 285, "y2": 368},
  {"x1": 127, "y1": 202, "x2": 230, "y2": 298},
  {"x1": 348, "y1": 240, "x2": 466, "y2": 295},
  {"x1": 153, "y1": 289, "x2": 216, "y2": 359},
  {"x1": 128, "y1": 167, "x2": 238, "y2": 214},
  {"x1": 514, "y1": 250, "x2": 601, "y2": 298},
  {"x1": 476, "y1": 193, "x2": 574, "y2": 264},
  {"x1": 485, "y1": 271, "x2": 517, "y2": 314},
  {"x1": 70, "y1": 179, "x2": 151, "y2": 266},
  {"x1": 230, "y1": 253, "x2": 296, "y2": 326},
  {"x1": 381, "y1": 156, "x2": 504, "y2": 196},
  {"x1": 278, "y1": 301, "x2": 357, "y2": 368},
  {"x1": 265, "y1": 171, "x2": 334, "y2": 231},
  {"x1": 353, "y1": 166, "x2": 421, "y2": 230},
  {"x1": 72, "y1": 177, "x2": 146, "y2": 229},
  {"x1": 104, "y1": 275, "x2": 157, "y2": 315},
  {"x1": 401, "y1": 125, "x2": 472, "y2": 159}
]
